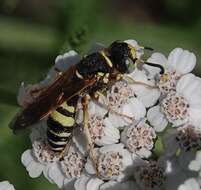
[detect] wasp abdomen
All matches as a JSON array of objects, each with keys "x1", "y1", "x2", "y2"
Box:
[{"x1": 46, "y1": 102, "x2": 75, "y2": 152}]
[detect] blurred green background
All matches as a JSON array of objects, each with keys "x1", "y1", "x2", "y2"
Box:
[{"x1": 0, "y1": 0, "x2": 201, "y2": 189}]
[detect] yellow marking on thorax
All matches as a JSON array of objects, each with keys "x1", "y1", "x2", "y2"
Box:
[
  {"x1": 61, "y1": 102, "x2": 75, "y2": 113},
  {"x1": 97, "y1": 72, "x2": 109, "y2": 84},
  {"x1": 116, "y1": 74, "x2": 123, "y2": 80},
  {"x1": 100, "y1": 51, "x2": 113, "y2": 68},
  {"x1": 128, "y1": 44, "x2": 137, "y2": 60},
  {"x1": 51, "y1": 111, "x2": 75, "y2": 127}
]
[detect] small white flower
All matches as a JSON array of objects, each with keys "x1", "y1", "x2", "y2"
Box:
[
  {"x1": 134, "y1": 161, "x2": 166, "y2": 190},
  {"x1": 108, "y1": 97, "x2": 146, "y2": 129},
  {"x1": 85, "y1": 144, "x2": 133, "y2": 181},
  {"x1": 0, "y1": 181, "x2": 15, "y2": 190},
  {"x1": 21, "y1": 121, "x2": 71, "y2": 188},
  {"x1": 89, "y1": 114, "x2": 120, "y2": 146},
  {"x1": 148, "y1": 73, "x2": 201, "y2": 129},
  {"x1": 54, "y1": 50, "x2": 80, "y2": 72},
  {"x1": 163, "y1": 125, "x2": 201, "y2": 158},
  {"x1": 60, "y1": 145, "x2": 86, "y2": 178},
  {"x1": 178, "y1": 178, "x2": 200, "y2": 190},
  {"x1": 161, "y1": 92, "x2": 190, "y2": 126},
  {"x1": 162, "y1": 126, "x2": 201, "y2": 174},
  {"x1": 121, "y1": 119, "x2": 156, "y2": 158},
  {"x1": 127, "y1": 68, "x2": 161, "y2": 108},
  {"x1": 176, "y1": 125, "x2": 201, "y2": 152},
  {"x1": 107, "y1": 81, "x2": 134, "y2": 109},
  {"x1": 76, "y1": 100, "x2": 120, "y2": 146},
  {"x1": 21, "y1": 149, "x2": 45, "y2": 178},
  {"x1": 145, "y1": 48, "x2": 196, "y2": 95},
  {"x1": 21, "y1": 147, "x2": 66, "y2": 188}
]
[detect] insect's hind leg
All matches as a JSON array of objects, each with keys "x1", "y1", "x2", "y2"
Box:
[{"x1": 81, "y1": 95, "x2": 99, "y2": 175}]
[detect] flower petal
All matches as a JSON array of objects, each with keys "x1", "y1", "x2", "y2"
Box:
[
  {"x1": 21, "y1": 149, "x2": 34, "y2": 167},
  {"x1": 188, "y1": 107, "x2": 201, "y2": 128},
  {"x1": 21, "y1": 150, "x2": 43, "y2": 178},
  {"x1": 0, "y1": 181, "x2": 15, "y2": 190},
  {"x1": 122, "y1": 97, "x2": 146, "y2": 122},
  {"x1": 86, "y1": 178, "x2": 104, "y2": 190},
  {"x1": 168, "y1": 48, "x2": 196, "y2": 75},
  {"x1": 124, "y1": 39, "x2": 143, "y2": 58},
  {"x1": 188, "y1": 151, "x2": 201, "y2": 171},
  {"x1": 55, "y1": 50, "x2": 80, "y2": 72},
  {"x1": 147, "y1": 106, "x2": 168, "y2": 132},
  {"x1": 100, "y1": 180, "x2": 139, "y2": 190},
  {"x1": 128, "y1": 69, "x2": 161, "y2": 107},
  {"x1": 74, "y1": 174, "x2": 91, "y2": 190},
  {"x1": 144, "y1": 52, "x2": 167, "y2": 78},
  {"x1": 178, "y1": 178, "x2": 200, "y2": 190},
  {"x1": 176, "y1": 74, "x2": 201, "y2": 106},
  {"x1": 47, "y1": 163, "x2": 65, "y2": 188}
]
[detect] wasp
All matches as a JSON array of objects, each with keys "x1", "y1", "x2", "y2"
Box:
[{"x1": 10, "y1": 40, "x2": 164, "y2": 166}]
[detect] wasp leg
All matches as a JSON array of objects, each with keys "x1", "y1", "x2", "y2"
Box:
[
  {"x1": 59, "y1": 135, "x2": 73, "y2": 160},
  {"x1": 82, "y1": 95, "x2": 99, "y2": 175},
  {"x1": 92, "y1": 92, "x2": 135, "y2": 124},
  {"x1": 123, "y1": 75, "x2": 158, "y2": 89}
]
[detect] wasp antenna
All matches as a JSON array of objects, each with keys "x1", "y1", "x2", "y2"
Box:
[
  {"x1": 144, "y1": 46, "x2": 154, "y2": 51},
  {"x1": 144, "y1": 62, "x2": 165, "y2": 74}
]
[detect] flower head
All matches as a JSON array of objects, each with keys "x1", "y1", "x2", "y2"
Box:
[
  {"x1": 85, "y1": 144, "x2": 133, "y2": 181},
  {"x1": 0, "y1": 181, "x2": 15, "y2": 190},
  {"x1": 60, "y1": 145, "x2": 86, "y2": 178},
  {"x1": 134, "y1": 161, "x2": 166, "y2": 190},
  {"x1": 148, "y1": 73, "x2": 201, "y2": 130},
  {"x1": 145, "y1": 48, "x2": 196, "y2": 92},
  {"x1": 121, "y1": 120, "x2": 156, "y2": 158}
]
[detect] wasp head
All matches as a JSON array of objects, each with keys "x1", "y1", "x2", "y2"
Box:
[{"x1": 109, "y1": 41, "x2": 138, "y2": 74}]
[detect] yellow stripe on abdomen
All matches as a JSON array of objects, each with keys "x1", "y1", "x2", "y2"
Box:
[
  {"x1": 61, "y1": 102, "x2": 75, "y2": 113},
  {"x1": 50, "y1": 110, "x2": 75, "y2": 127}
]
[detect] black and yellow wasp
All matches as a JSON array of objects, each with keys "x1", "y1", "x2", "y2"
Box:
[{"x1": 10, "y1": 41, "x2": 164, "y2": 156}]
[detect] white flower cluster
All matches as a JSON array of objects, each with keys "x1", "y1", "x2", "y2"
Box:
[
  {"x1": 0, "y1": 181, "x2": 15, "y2": 190},
  {"x1": 18, "y1": 40, "x2": 201, "y2": 190}
]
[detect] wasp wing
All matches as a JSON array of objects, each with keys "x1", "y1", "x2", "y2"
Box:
[{"x1": 10, "y1": 65, "x2": 96, "y2": 133}]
